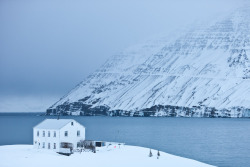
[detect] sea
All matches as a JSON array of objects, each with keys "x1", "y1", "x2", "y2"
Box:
[{"x1": 0, "y1": 113, "x2": 249, "y2": 167}]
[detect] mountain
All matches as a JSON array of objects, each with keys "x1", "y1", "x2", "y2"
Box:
[{"x1": 47, "y1": 7, "x2": 250, "y2": 117}]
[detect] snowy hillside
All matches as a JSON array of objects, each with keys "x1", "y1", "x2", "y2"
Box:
[{"x1": 47, "y1": 7, "x2": 250, "y2": 117}]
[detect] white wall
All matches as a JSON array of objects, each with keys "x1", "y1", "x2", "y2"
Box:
[
  {"x1": 33, "y1": 128, "x2": 60, "y2": 152},
  {"x1": 33, "y1": 120, "x2": 85, "y2": 151},
  {"x1": 59, "y1": 120, "x2": 85, "y2": 149}
]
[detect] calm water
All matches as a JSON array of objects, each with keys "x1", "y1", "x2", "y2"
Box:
[{"x1": 0, "y1": 114, "x2": 249, "y2": 167}]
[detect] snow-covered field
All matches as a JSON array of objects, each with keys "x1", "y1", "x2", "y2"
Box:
[{"x1": 0, "y1": 145, "x2": 214, "y2": 167}]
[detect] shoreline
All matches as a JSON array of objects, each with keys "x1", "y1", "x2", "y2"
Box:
[{"x1": 1, "y1": 112, "x2": 249, "y2": 119}]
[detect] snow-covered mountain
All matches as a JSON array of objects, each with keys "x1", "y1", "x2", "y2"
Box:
[{"x1": 47, "y1": 7, "x2": 250, "y2": 117}]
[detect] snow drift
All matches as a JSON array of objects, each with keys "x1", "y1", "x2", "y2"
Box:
[{"x1": 0, "y1": 145, "x2": 214, "y2": 167}]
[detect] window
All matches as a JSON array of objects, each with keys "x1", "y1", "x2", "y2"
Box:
[
  {"x1": 53, "y1": 131, "x2": 56, "y2": 137},
  {"x1": 42, "y1": 142, "x2": 45, "y2": 148},
  {"x1": 71, "y1": 122, "x2": 74, "y2": 126},
  {"x1": 48, "y1": 143, "x2": 50, "y2": 149},
  {"x1": 48, "y1": 131, "x2": 50, "y2": 137},
  {"x1": 54, "y1": 143, "x2": 56, "y2": 149},
  {"x1": 43, "y1": 131, "x2": 45, "y2": 137},
  {"x1": 37, "y1": 131, "x2": 39, "y2": 137},
  {"x1": 77, "y1": 130, "x2": 80, "y2": 137},
  {"x1": 65, "y1": 131, "x2": 68, "y2": 137}
]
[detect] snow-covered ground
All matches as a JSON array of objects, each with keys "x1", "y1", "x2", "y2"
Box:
[{"x1": 0, "y1": 145, "x2": 214, "y2": 167}]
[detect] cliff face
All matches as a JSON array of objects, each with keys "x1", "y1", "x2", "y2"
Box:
[{"x1": 47, "y1": 7, "x2": 250, "y2": 117}]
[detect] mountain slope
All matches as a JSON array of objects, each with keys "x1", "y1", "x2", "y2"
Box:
[{"x1": 47, "y1": 7, "x2": 250, "y2": 117}]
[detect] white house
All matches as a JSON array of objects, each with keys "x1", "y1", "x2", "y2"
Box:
[{"x1": 33, "y1": 119, "x2": 85, "y2": 152}]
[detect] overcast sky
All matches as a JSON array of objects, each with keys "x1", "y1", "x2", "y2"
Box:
[{"x1": 0, "y1": 0, "x2": 245, "y2": 112}]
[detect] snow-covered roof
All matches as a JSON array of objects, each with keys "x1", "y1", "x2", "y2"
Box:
[{"x1": 34, "y1": 119, "x2": 83, "y2": 129}]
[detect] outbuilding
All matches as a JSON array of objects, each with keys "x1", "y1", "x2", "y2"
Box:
[{"x1": 33, "y1": 119, "x2": 85, "y2": 153}]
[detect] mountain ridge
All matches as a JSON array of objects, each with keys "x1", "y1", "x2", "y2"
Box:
[{"x1": 47, "y1": 6, "x2": 250, "y2": 117}]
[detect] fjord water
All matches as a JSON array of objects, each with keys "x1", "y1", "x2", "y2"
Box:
[{"x1": 0, "y1": 114, "x2": 249, "y2": 167}]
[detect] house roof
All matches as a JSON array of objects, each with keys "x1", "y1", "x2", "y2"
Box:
[{"x1": 34, "y1": 119, "x2": 83, "y2": 129}]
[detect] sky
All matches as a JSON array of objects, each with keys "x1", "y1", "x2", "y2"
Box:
[{"x1": 0, "y1": 0, "x2": 245, "y2": 112}]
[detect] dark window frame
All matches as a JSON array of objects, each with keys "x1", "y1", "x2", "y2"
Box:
[{"x1": 65, "y1": 131, "x2": 68, "y2": 137}]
